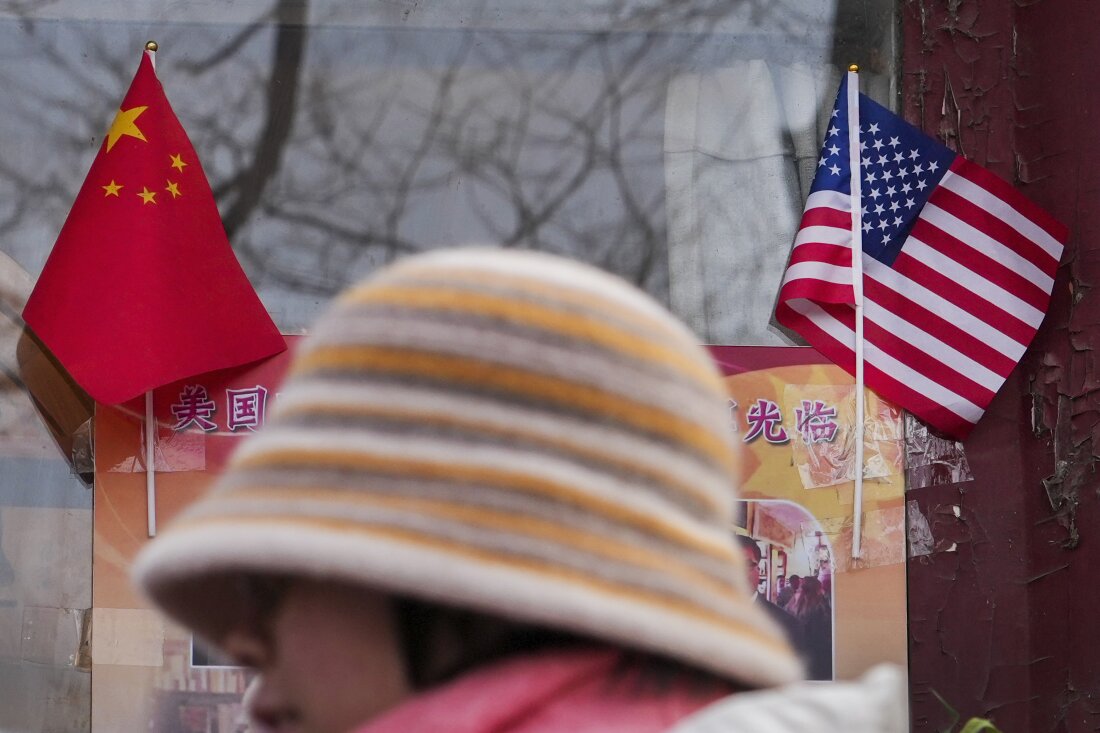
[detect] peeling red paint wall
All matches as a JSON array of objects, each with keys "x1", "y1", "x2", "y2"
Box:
[{"x1": 903, "y1": 1, "x2": 1100, "y2": 730}]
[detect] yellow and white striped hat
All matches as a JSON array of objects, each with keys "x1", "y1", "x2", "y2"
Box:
[{"x1": 133, "y1": 248, "x2": 802, "y2": 688}]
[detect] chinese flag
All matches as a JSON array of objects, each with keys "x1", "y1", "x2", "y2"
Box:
[{"x1": 23, "y1": 49, "x2": 286, "y2": 404}]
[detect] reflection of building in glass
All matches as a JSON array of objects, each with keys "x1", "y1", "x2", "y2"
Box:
[{"x1": 734, "y1": 500, "x2": 834, "y2": 681}]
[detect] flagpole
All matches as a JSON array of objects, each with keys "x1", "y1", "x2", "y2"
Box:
[
  {"x1": 847, "y1": 64, "x2": 866, "y2": 559},
  {"x1": 144, "y1": 40, "x2": 158, "y2": 539},
  {"x1": 145, "y1": 390, "x2": 157, "y2": 537}
]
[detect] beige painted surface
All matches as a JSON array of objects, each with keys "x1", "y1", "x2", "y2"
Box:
[
  {"x1": 1, "y1": 506, "x2": 92, "y2": 609},
  {"x1": 20, "y1": 605, "x2": 85, "y2": 667},
  {"x1": 91, "y1": 607, "x2": 165, "y2": 667},
  {"x1": 91, "y1": 663, "x2": 155, "y2": 733},
  {"x1": 0, "y1": 661, "x2": 90, "y2": 732},
  {"x1": 834, "y1": 562, "x2": 909, "y2": 679}
]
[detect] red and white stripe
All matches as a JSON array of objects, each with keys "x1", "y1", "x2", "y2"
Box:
[{"x1": 776, "y1": 157, "x2": 1066, "y2": 439}]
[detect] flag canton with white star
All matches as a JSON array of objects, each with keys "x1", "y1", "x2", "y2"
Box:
[{"x1": 810, "y1": 78, "x2": 956, "y2": 266}]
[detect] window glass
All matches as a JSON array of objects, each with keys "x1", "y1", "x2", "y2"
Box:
[{"x1": 0, "y1": 1, "x2": 896, "y2": 730}]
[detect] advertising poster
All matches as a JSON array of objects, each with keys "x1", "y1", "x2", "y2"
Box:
[
  {"x1": 92, "y1": 340, "x2": 299, "y2": 733},
  {"x1": 713, "y1": 345, "x2": 908, "y2": 681},
  {"x1": 91, "y1": 340, "x2": 907, "y2": 731}
]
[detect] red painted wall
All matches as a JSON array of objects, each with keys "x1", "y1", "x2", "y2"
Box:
[{"x1": 903, "y1": 2, "x2": 1100, "y2": 730}]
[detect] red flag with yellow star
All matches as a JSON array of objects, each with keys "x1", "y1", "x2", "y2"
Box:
[{"x1": 23, "y1": 49, "x2": 285, "y2": 404}]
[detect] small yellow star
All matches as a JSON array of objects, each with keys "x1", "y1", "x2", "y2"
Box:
[
  {"x1": 102, "y1": 180, "x2": 123, "y2": 197},
  {"x1": 165, "y1": 180, "x2": 181, "y2": 198},
  {"x1": 137, "y1": 187, "x2": 157, "y2": 205},
  {"x1": 169, "y1": 154, "x2": 188, "y2": 172},
  {"x1": 106, "y1": 105, "x2": 147, "y2": 152}
]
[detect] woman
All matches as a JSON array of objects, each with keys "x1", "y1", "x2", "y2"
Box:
[{"x1": 133, "y1": 248, "x2": 899, "y2": 733}]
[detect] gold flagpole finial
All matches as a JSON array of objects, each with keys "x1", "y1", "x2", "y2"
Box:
[
  {"x1": 848, "y1": 63, "x2": 859, "y2": 73},
  {"x1": 145, "y1": 40, "x2": 159, "y2": 52}
]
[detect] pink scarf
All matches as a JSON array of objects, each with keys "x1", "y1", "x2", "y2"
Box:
[{"x1": 352, "y1": 648, "x2": 726, "y2": 733}]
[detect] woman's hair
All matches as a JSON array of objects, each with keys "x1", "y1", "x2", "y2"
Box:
[
  {"x1": 394, "y1": 597, "x2": 575, "y2": 689},
  {"x1": 395, "y1": 596, "x2": 739, "y2": 697}
]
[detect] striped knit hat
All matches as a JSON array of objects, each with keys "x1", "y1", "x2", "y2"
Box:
[{"x1": 133, "y1": 248, "x2": 802, "y2": 688}]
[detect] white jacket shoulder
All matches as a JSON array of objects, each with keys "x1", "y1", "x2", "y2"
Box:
[{"x1": 667, "y1": 665, "x2": 907, "y2": 733}]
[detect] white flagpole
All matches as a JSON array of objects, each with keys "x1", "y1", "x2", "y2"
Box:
[
  {"x1": 145, "y1": 390, "x2": 157, "y2": 537},
  {"x1": 846, "y1": 65, "x2": 866, "y2": 559},
  {"x1": 144, "y1": 41, "x2": 158, "y2": 539}
]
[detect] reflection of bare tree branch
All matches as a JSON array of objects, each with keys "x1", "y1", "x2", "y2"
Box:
[
  {"x1": 599, "y1": 41, "x2": 660, "y2": 282},
  {"x1": 382, "y1": 33, "x2": 474, "y2": 262},
  {"x1": 0, "y1": 0, "x2": 891, "y2": 325},
  {"x1": 177, "y1": 20, "x2": 272, "y2": 74},
  {"x1": 241, "y1": 0, "x2": 865, "y2": 301},
  {"x1": 219, "y1": 0, "x2": 308, "y2": 240}
]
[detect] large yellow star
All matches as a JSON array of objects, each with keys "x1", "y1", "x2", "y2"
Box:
[
  {"x1": 106, "y1": 105, "x2": 148, "y2": 152},
  {"x1": 165, "y1": 180, "x2": 181, "y2": 198},
  {"x1": 169, "y1": 154, "x2": 187, "y2": 172},
  {"x1": 137, "y1": 187, "x2": 157, "y2": 205},
  {"x1": 102, "y1": 180, "x2": 123, "y2": 197}
]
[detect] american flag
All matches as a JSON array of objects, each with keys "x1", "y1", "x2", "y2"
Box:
[{"x1": 775, "y1": 77, "x2": 1067, "y2": 439}]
